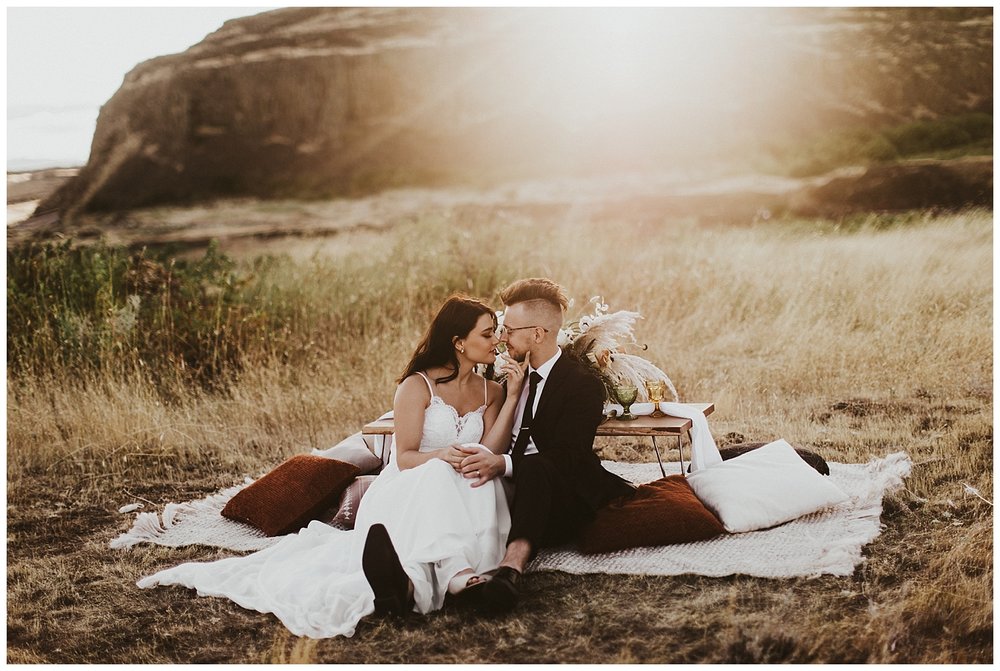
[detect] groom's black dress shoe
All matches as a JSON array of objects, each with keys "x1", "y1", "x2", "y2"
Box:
[
  {"x1": 362, "y1": 523, "x2": 412, "y2": 616},
  {"x1": 476, "y1": 566, "x2": 522, "y2": 613}
]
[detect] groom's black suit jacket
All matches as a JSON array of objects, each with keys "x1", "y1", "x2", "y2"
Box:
[{"x1": 509, "y1": 353, "x2": 635, "y2": 512}]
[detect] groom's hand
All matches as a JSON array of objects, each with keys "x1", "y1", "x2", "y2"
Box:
[{"x1": 458, "y1": 448, "x2": 505, "y2": 488}]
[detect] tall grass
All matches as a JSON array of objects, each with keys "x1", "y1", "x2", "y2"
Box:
[{"x1": 7, "y1": 209, "x2": 991, "y2": 475}]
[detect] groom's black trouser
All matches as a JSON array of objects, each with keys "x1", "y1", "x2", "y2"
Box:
[{"x1": 508, "y1": 453, "x2": 594, "y2": 554}]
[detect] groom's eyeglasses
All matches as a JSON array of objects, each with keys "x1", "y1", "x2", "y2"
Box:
[{"x1": 497, "y1": 325, "x2": 550, "y2": 337}]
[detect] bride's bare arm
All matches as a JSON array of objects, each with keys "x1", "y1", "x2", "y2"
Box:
[
  {"x1": 478, "y1": 353, "x2": 529, "y2": 454},
  {"x1": 478, "y1": 381, "x2": 520, "y2": 454},
  {"x1": 393, "y1": 375, "x2": 465, "y2": 471}
]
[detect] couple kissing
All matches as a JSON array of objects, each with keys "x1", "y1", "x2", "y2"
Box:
[{"x1": 138, "y1": 277, "x2": 634, "y2": 639}]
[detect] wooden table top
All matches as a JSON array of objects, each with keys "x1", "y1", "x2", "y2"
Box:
[
  {"x1": 598, "y1": 402, "x2": 714, "y2": 436},
  {"x1": 362, "y1": 402, "x2": 715, "y2": 437}
]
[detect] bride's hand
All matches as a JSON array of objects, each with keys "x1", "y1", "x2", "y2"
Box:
[
  {"x1": 437, "y1": 444, "x2": 467, "y2": 471},
  {"x1": 500, "y1": 350, "x2": 530, "y2": 400}
]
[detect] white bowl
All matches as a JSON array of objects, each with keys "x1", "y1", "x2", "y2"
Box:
[
  {"x1": 604, "y1": 403, "x2": 624, "y2": 417},
  {"x1": 631, "y1": 402, "x2": 655, "y2": 416}
]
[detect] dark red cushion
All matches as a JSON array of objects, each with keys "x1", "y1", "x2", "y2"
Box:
[
  {"x1": 580, "y1": 474, "x2": 726, "y2": 554},
  {"x1": 222, "y1": 455, "x2": 360, "y2": 536}
]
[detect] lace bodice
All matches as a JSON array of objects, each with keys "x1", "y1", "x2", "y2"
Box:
[
  {"x1": 419, "y1": 396, "x2": 486, "y2": 451},
  {"x1": 408, "y1": 371, "x2": 488, "y2": 451}
]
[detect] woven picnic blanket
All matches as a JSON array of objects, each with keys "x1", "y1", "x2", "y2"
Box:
[{"x1": 111, "y1": 453, "x2": 911, "y2": 578}]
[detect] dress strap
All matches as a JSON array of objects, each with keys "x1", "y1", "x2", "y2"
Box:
[
  {"x1": 416, "y1": 371, "x2": 435, "y2": 397},
  {"x1": 483, "y1": 376, "x2": 488, "y2": 405}
]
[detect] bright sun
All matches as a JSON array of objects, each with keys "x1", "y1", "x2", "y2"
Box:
[
  {"x1": 459, "y1": 7, "x2": 790, "y2": 166},
  {"x1": 511, "y1": 9, "x2": 757, "y2": 122}
]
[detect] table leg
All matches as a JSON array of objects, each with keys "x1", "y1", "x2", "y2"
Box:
[
  {"x1": 677, "y1": 434, "x2": 686, "y2": 476},
  {"x1": 378, "y1": 435, "x2": 391, "y2": 468},
  {"x1": 650, "y1": 435, "x2": 667, "y2": 478}
]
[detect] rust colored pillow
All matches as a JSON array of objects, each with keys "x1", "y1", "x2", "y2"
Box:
[
  {"x1": 580, "y1": 474, "x2": 726, "y2": 554},
  {"x1": 222, "y1": 455, "x2": 360, "y2": 536}
]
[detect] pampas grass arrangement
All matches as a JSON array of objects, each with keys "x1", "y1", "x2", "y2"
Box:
[{"x1": 560, "y1": 299, "x2": 679, "y2": 403}]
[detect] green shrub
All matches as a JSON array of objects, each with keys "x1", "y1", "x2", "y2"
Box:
[
  {"x1": 786, "y1": 128, "x2": 899, "y2": 177},
  {"x1": 7, "y1": 220, "x2": 510, "y2": 389},
  {"x1": 885, "y1": 120, "x2": 969, "y2": 155},
  {"x1": 770, "y1": 113, "x2": 992, "y2": 177},
  {"x1": 948, "y1": 112, "x2": 993, "y2": 140},
  {"x1": 6, "y1": 241, "x2": 288, "y2": 386}
]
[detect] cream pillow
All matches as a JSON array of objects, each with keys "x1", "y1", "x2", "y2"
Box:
[
  {"x1": 686, "y1": 439, "x2": 848, "y2": 533},
  {"x1": 311, "y1": 432, "x2": 382, "y2": 474}
]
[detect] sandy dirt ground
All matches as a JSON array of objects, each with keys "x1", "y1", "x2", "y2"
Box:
[{"x1": 7, "y1": 167, "x2": 805, "y2": 254}]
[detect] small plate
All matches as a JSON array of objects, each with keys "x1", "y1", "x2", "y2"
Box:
[{"x1": 604, "y1": 403, "x2": 624, "y2": 417}]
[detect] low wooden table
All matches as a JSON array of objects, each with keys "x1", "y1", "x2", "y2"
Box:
[
  {"x1": 600, "y1": 402, "x2": 714, "y2": 476},
  {"x1": 362, "y1": 402, "x2": 715, "y2": 477}
]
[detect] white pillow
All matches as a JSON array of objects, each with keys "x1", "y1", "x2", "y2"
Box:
[
  {"x1": 311, "y1": 432, "x2": 382, "y2": 474},
  {"x1": 686, "y1": 439, "x2": 848, "y2": 533}
]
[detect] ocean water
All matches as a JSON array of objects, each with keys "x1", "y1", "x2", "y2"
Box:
[{"x1": 8, "y1": 104, "x2": 96, "y2": 171}]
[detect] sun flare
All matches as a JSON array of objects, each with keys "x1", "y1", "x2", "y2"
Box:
[
  {"x1": 457, "y1": 8, "x2": 801, "y2": 170},
  {"x1": 526, "y1": 9, "x2": 751, "y2": 124}
]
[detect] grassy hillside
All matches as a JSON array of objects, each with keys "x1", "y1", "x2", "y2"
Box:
[{"x1": 7, "y1": 207, "x2": 992, "y2": 662}]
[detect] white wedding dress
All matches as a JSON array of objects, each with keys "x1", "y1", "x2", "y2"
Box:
[{"x1": 137, "y1": 373, "x2": 511, "y2": 639}]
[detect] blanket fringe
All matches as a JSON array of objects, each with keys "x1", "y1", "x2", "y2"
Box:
[
  {"x1": 110, "y1": 478, "x2": 252, "y2": 550},
  {"x1": 798, "y1": 452, "x2": 913, "y2": 577},
  {"x1": 109, "y1": 511, "x2": 169, "y2": 550},
  {"x1": 847, "y1": 451, "x2": 912, "y2": 512},
  {"x1": 811, "y1": 540, "x2": 866, "y2": 578}
]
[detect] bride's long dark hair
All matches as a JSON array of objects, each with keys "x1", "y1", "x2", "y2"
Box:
[{"x1": 398, "y1": 295, "x2": 497, "y2": 385}]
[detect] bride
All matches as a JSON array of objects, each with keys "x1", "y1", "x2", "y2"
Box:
[{"x1": 138, "y1": 295, "x2": 527, "y2": 638}]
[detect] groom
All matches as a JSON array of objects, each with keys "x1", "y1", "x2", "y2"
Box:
[{"x1": 458, "y1": 278, "x2": 634, "y2": 613}]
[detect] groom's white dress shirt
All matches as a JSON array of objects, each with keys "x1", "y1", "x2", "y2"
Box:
[{"x1": 502, "y1": 347, "x2": 562, "y2": 478}]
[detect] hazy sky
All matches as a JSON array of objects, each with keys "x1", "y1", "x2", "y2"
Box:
[
  {"x1": 8, "y1": 7, "x2": 267, "y2": 108},
  {"x1": 7, "y1": 6, "x2": 267, "y2": 168}
]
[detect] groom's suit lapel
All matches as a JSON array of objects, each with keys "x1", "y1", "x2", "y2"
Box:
[{"x1": 532, "y1": 353, "x2": 569, "y2": 427}]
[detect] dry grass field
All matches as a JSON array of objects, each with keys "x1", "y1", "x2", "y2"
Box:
[{"x1": 6, "y1": 202, "x2": 993, "y2": 663}]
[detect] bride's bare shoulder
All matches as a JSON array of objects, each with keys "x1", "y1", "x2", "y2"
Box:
[
  {"x1": 483, "y1": 377, "x2": 504, "y2": 404},
  {"x1": 395, "y1": 373, "x2": 432, "y2": 402}
]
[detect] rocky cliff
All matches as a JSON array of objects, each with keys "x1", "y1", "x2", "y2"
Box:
[{"x1": 40, "y1": 7, "x2": 993, "y2": 216}]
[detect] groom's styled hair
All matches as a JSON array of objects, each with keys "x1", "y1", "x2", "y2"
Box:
[
  {"x1": 500, "y1": 278, "x2": 568, "y2": 311},
  {"x1": 500, "y1": 278, "x2": 568, "y2": 330}
]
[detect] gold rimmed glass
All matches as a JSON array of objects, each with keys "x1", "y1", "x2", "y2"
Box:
[{"x1": 645, "y1": 380, "x2": 666, "y2": 418}]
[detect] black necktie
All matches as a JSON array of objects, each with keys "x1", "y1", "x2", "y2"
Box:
[{"x1": 512, "y1": 371, "x2": 543, "y2": 459}]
